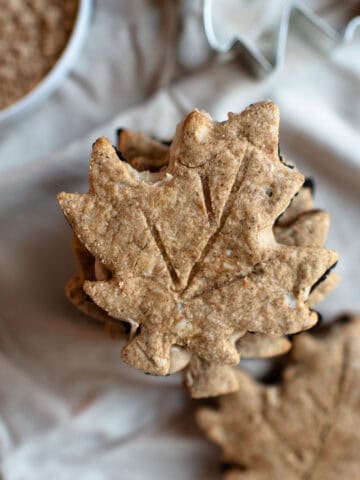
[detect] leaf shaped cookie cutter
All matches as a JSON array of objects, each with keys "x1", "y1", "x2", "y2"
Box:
[{"x1": 203, "y1": 0, "x2": 360, "y2": 75}]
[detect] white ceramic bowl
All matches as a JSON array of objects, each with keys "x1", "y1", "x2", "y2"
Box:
[{"x1": 0, "y1": 0, "x2": 92, "y2": 127}]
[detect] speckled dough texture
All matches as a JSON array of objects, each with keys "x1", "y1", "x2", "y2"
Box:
[
  {"x1": 58, "y1": 101, "x2": 338, "y2": 378},
  {"x1": 197, "y1": 316, "x2": 360, "y2": 480}
]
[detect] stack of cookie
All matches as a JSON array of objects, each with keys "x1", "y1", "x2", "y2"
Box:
[
  {"x1": 58, "y1": 102, "x2": 360, "y2": 477},
  {"x1": 59, "y1": 102, "x2": 339, "y2": 398}
]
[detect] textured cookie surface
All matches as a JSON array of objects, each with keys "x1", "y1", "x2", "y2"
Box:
[
  {"x1": 197, "y1": 316, "x2": 360, "y2": 480},
  {"x1": 58, "y1": 101, "x2": 337, "y2": 376}
]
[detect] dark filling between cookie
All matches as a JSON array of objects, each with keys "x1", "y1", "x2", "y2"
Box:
[
  {"x1": 310, "y1": 261, "x2": 338, "y2": 294},
  {"x1": 221, "y1": 462, "x2": 248, "y2": 473},
  {"x1": 157, "y1": 137, "x2": 172, "y2": 146},
  {"x1": 116, "y1": 128, "x2": 124, "y2": 145},
  {"x1": 113, "y1": 145, "x2": 126, "y2": 162},
  {"x1": 336, "y1": 313, "x2": 353, "y2": 325},
  {"x1": 307, "y1": 314, "x2": 355, "y2": 341},
  {"x1": 277, "y1": 144, "x2": 294, "y2": 169},
  {"x1": 261, "y1": 362, "x2": 287, "y2": 385},
  {"x1": 274, "y1": 191, "x2": 298, "y2": 225},
  {"x1": 303, "y1": 176, "x2": 315, "y2": 194}
]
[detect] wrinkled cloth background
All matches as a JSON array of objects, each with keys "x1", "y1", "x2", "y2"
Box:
[{"x1": 0, "y1": 1, "x2": 359, "y2": 478}]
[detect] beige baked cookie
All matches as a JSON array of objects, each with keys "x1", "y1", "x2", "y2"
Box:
[
  {"x1": 58, "y1": 101, "x2": 337, "y2": 377},
  {"x1": 197, "y1": 315, "x2": 360, "y2": 480}
]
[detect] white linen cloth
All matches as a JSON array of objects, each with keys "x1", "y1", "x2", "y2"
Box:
[{"x1": 0, "y1": 1, "x2": 359, "y2": 478}]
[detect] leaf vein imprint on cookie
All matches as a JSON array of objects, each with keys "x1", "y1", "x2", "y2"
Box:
[
  {"x1": 303, "y1": 341, "x2": 350, "y2": 480},
  {"x1": 141, "y1": 210, "x2": 180, "y2": 286},
  {"x1": 183, "y1": 146, "x2": 251, "y2": 294},
  {"x1": 261, "y1": 401, "x2": 304, "y2": 472},
  {"x1": 199, "y1": 173, "x2": 215, "y2": 226}
]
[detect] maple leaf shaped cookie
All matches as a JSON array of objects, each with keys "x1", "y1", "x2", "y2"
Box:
[
  {"x1": 197, "y1": 316, "x2": 360, "y2": 480},
  {"x1": 58, "y1": 101, "x2": 337, "y2": 376}
]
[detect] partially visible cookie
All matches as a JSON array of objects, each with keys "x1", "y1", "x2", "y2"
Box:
[
  {"x1": 197, "y1": 315, "x2": 360, "y2": 480},
  {"x1": 117, "y1": 128, "x2": 169, "y2": 171},
  {"x1": 65, "y1": 235, "x2": 125, "y2": 329},
  {"x1": 276, "y1": 183, "x2": 314, "y2": 226},
  {"x1": 274, "y1": 179, "x2": 339, "y2": 304},
  {"x1": 59, "y1": 102, "x2": 337, "y2": 381}
]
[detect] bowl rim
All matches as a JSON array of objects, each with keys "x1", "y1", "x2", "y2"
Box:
[{"x1": 0, "y1": 0, "x2": 92, "y2": 127}]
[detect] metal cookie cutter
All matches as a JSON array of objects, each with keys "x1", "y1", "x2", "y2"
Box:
[{"x1": 203, "y1": 0, "x2": 360, "y2": 75}]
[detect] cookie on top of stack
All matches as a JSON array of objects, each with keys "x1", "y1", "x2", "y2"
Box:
[{"x1": 58, "y1": 102, "x2": 338, "y2": 397}]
